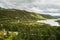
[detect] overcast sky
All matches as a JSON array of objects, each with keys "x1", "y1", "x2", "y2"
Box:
[{"x1": 0, "y1": 0, "x2": 60, "y2": 16}]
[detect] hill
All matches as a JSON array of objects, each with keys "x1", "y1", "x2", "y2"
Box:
[
  {"x1": 56, "y1": 20, "x2": 60, "y2": 24},
  {"x1": 54, "y1": 16, "x2": 60, "y2": 18},
  {"x1": 0, "y1": 8, "x2": 55, "y2": 22},
  {"x1": 40, "y1": 14, "x2": 56, "y2": 19},
  {"x1": 0, "y1": 8, "x2": 44, "y2": 21},
  {"x1": 0, "y1": 8, "x2": 60, "y2": 40}
]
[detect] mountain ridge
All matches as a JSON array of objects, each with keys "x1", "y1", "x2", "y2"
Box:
[{"x1": 0, "y1": 7, "x2": 55, "y2": 21}]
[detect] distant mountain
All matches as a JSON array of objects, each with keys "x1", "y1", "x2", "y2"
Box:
[
  {"x1": 0, "y1": 8, "x2": 45, "y2": 21},
  {"x1": 54, "y1": 16, "x2": 60, "y2": 18},
  {"x1": 0, "y1": 7, "x2": 55, "y2": 22}
]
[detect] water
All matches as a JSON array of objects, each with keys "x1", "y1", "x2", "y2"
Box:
[{"x1": 37, "y1": 18, "x2": 60, "y2": 26}]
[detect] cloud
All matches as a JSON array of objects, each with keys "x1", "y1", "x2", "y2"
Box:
[{"x1": 0, "y1": 0, "x2": 60, "y2": 16}]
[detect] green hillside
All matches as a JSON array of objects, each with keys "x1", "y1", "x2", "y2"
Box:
[
  {"x1": 0, "y1": 8, "x2": 60, "y2": 40},
  {"x1": 56, "y1": 20, "x2": 60, "y2": 24},
  {"x1": 40, "y1": 14, "x2": 55, "y2": 19},
  {"x1": 0, "y1": 8, "x2": 46, "y2": 21}
]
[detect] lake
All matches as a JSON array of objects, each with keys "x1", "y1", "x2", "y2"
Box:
[{"x1": 37, "y1": 18, "x2": 60, "y2": 26}]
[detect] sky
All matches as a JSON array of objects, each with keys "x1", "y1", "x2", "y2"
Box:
[{"x1": 0, "y1": 0, "x2": 60, "y2": 16}]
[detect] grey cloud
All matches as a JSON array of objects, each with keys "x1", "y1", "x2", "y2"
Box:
[{"x1": 0, "y1": 0, "x2": 60, "y2": 16}]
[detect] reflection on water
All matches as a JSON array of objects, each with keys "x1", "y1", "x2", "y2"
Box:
[{"x1": 37, "y1": 18, "x2": 60, "y2": 26}]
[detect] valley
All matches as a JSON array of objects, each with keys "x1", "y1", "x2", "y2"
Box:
[{"x1": 0, "y1": 8, "x2": 60, "y2": 40}]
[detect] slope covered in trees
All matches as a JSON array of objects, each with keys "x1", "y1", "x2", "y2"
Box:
[
  {"x1": 0, "y1": 8, "x2": 45, "y2": 21},
  {"x1": 56, "y1": 20, "x2": 60, "y2": 24},
  {"x1": 0, "y1": 7, "x2": 55, "y2": 21},
  {"x1": 0, "y1": 8, "x2": 60, "y2": 40}
]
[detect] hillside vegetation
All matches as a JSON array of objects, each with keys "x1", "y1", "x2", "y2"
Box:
[
  {"x1": 0, "y1": 8, "x2": 60, "y2": 40},
  {"x1": 0, "y1": 8, "x2": 46, "y2": 21},
  {"x1": 56, "y1": 20, "x2": 60, "y2": 24}
]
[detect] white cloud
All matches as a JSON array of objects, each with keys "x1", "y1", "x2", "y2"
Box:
[
  {"x1": 50, "y1": 13, "x2": 60, "y2": 16},
  {"x1": 46, "y1": 8, "x2": 59, "y2": 12},
  {"x1": 41, "y1": 0, "x2": 60, "y2": 5},
  {"x1": 0, "y1": 0, "x2": 60, "y2": 16}
]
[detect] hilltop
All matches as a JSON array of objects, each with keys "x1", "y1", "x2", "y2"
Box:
[{"x1": 0, "y1": 8, "x2": 55, "y2": 21}]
